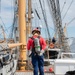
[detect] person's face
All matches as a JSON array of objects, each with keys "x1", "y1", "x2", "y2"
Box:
[{"x1": 33, "y1": 31, "x2": 40, "y2": 35}]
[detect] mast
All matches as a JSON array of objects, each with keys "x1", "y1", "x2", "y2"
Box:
[
  {"x1": 18, "y1": 0, "x2": 27, "y2": 70},
  {"x1": 27, "y1": 0, "x2": 32, "y2": 37}
]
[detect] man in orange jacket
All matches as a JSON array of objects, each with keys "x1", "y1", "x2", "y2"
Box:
[{"x1": 27, "y1": 27, "x2": 46, "y2": 75}]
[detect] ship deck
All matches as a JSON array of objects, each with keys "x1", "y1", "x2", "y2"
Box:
[
  {"x1": 15, "y1": 71, "x2": 54, "y2": 75},
  {"x1": 15, "y1": 63, "x2": 54, "y2": 75}
]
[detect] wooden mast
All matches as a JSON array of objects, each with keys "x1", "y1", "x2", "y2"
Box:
[{"x1": 18, "y1": 0, "x2": 27, "y2": 70}]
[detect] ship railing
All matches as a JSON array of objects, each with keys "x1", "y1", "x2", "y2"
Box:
[
  {"x1": 61, "y1": 52, "x2": 75, "y2": 59},
  {"x1": 44, "y1": 48, "x2": 61, "y2": 65}
]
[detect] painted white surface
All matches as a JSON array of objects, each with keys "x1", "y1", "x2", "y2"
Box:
[{"x1": 54, "y1": 59, "x2": 75, "y2": 75}]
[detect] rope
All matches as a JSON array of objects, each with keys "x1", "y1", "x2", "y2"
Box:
[
  {"x1": 8, "y1": 0, "x2": 15, "y2": 39},
  {"x1": 39, "y1": 0, "x2": 51, "y2": 41},
  {"x1": 67, "y1": 17, "x2": 75, "y2": 26},
  {"x1": 0, "y1": 17, "x2": 8, "y2": 35},
  {"x1": 0, "y1": 25, "x2": 12, "y2": 36},
  {"x1": 61, "y1": 0, "x2": 67, "y2": 13},
  {"x1": 62, "y1": 0, "x2": 74, "y2": 20}
]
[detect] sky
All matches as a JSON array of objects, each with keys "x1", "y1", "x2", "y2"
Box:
[
  {"x1": 0, "y1": 0, "x2": 75, "y2": 39},
  {"x1": 0, "y1": 0, "x2": 14, "y2": 38}
]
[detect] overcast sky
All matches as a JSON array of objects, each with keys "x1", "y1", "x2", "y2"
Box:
[{"x1": 0, "y1": 0, "x2": 75, "y2": 38}]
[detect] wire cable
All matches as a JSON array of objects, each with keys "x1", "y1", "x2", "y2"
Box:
[
  {"x1": 61, "y1": 0, "x2": 66, "y2": 13},
  {"x1": 35, "y1": 9, "x2": 41, "y2": 19},
  {"x1": 0, "y1": 17, "x2": 8, "y2": 36},
  {"x1": 62, "y1": 0, "x2": 74, "y2": 20},
  {"x1": 35, "y1": 0, "x2": 40, "y2": 27},
  {"x1": 67, "y1": 17, "x2": 75, "y2": 26},
  {"x1": 0, "y1": 17, "x2": 7, "y2": 30},
  {"x1": 47, "y1": 0, "x2": 58, "y2": 34},
  {"x1": 0, "y1": 25, "x2": 13, "y2": 36},
  {"x1": 8, "y1": 0, "x2": 15, "y2": 39},
  {"x1": 39, "y1": 0, "x2": 51, "y2": 41}
]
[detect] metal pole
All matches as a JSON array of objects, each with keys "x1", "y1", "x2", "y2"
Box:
[
  {"x1": 18, "y1": 0, "x2": 27, "y2": 70},
  {"x1": 28, "y1": 0, "x2": 32, "y2": 36}
]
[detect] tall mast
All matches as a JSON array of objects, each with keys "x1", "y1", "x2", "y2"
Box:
[
  {"x1": 18, "y1": 0, "x2": 27, "y2": 70},
  {"x1": 28, "y1": 0, "x2": 32, "y2": 37}
]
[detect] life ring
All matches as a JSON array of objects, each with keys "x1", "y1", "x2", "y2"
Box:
[{"x1": 50, "y1": 43, "x2": 54, "y2": 48}]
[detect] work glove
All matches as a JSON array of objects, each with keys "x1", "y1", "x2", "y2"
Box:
[
  {"x1": 28, "y1": 50, "x2": 32, "y2": 57},
  {"x1": 39, "y1": 50, "x2": 44, "y2": 56}
]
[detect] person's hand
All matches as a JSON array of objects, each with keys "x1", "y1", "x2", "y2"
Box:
[
  {"x1": 39, "y1": 50, "x2": 44, "y2": 56},
  {"x1": 28, "y1": 50, "x2": 32, "y2": 57}
]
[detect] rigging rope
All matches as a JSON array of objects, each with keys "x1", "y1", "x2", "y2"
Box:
[
  {"x1": 47, "y1": 0, "x2": 58, "y2": 36},
  {"x1": 43, "y1": 0, "x2": 54, "y2": 38},
  {"x1": 0, "y1": 0, "x2": 16, "y2": 39},
  {"x1": 34, "y1": 0, "x2": 40, "y2": 27},
  {"x1": 61, "y1": 0, "x2": 66, "y2": 13},
  {"x1": 0, "y1": 17, "x2": 8, "y2": 36},
  {"x1": 33, "y1": 0, "x2": 45, "y2": 28},
  {"x1": 0, "y1": 25, "x2": 12, "y2": 36},
  {"x1": 39, "y1": 0, "x2": 51, "y2": 42},
  {"x1": 67, "y1": 17, "x2": 75, "y2": 26},
  {"x1": 8, "y1": 0, "x2": 15, "y2": 39},
  {"x1": 62, "y1": 0, "x2": 74, "y2": 20},
  {"x1": 42, "y1": 0, "x2": 49, "y2": 38},
  {"x1": 47, "y1": 0, "x2": 57, "y2": 31},
  {"x1": 0, "y1": 0, "x2": 14, "y2": 38},
  {"x1": 35, "y1": 9, "x2": 40, "y2": 19}
]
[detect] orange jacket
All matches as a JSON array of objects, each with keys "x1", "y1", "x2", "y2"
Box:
[{"x1": 50, "y1": 42, "x2": 54, "y2": 48}]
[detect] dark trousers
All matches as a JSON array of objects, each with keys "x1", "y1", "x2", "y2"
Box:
[{"x1": 31, "y1": 53, "x2": 44, "y2": 75}]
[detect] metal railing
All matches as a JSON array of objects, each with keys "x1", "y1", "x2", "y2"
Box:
[{"x1": 61, "y1": 52, "x2": 75, "y2": 59}]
